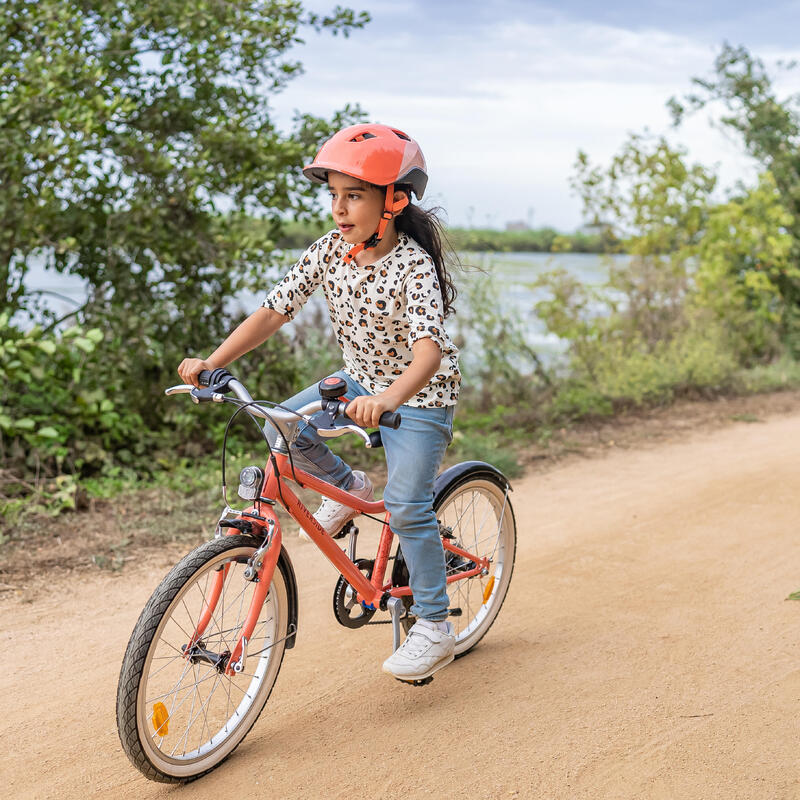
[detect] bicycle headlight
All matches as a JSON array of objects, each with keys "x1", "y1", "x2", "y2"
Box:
[{"x1": 237, "y1": 465, "x2": 264, "y2": 501}]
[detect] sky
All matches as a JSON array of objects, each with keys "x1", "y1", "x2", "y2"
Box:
[{"x1": 268, "y1": 0, "x2": 800, "y2": 231}]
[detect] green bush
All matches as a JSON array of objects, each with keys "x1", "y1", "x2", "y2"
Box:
[
  {"x1": 449, "y1": 429, "x2": 523, "y2": 479},
  {"x1": 0, "y1": 314, "x2": 146, "y2": 477}
]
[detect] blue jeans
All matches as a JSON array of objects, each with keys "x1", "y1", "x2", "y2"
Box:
[{"x1": 267, "y1": 371, "x2": 454, "y2": 620}]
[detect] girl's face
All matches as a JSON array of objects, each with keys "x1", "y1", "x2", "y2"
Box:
[{"x1": 327, "y1": 171, "x2": 387, "y2": 244}]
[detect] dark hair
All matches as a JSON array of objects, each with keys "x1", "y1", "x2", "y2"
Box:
[{"x1": 393, "y1": 189, "x2": 458, "y2": 318}]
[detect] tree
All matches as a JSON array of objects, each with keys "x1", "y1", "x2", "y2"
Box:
[
  {"x1": 693, "y1": 172, "x2": 797, "y2": 360},
  {"x1": 570, "y1": 135, "x2": 716, "y2": 351},
  {"x1": 668, "y1": 43, "x2": 800, "y2": 337},
  {"x1": 668, "y1": 44, "x2": 800, "y2": 220},
  {"x1": 534, "y1": 136, "x2": 740, "y2": 413},
  {"x1": 0, "y1": 1, "x2": 368, "y2": 489},
  {"x1": 0, "y1": 0, "x2": 367, "y2": 344}
]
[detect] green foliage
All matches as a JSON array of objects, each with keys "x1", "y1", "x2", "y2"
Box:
[
  {"x1": 449, "y1": 429, "x2": 522, "y2": 479},
  {"x1": 0, "y1": 0, "x2": 367, "y2": 441},
  {"x1": 0, "y1": 313, "x2": 145, "y2": 474},
  {"x1": 535, "y1": 136, "x2": 746, "y2": 417},
  {"x1": 670, "y1": 44, "x2": 800, "y2": 345},
  {"x1": 0, "y1": 0, "x2": 370, "y2": 512},
  {"x1": 1, "y1": 0, "x2": 368, "y2": 321},
  {"x1": 573, "y1": 133, "x2": 716, "y2": 257},
  {"x1": 693, "y1": 172, "x2": 797, "y2": 359},
  {"x1": 453, "y1": 269, "x2": 550, "y2": 412},
  {"x1": 535, "y1": 264, "x2": 739, "y2": 418},
  {"x1": 731, "y1": 357, "x2": 800, "y2": 394},
  {"x1": 249, "y1": 217, "x2": 618, "y2": 253},
  {"x1": 669, "y1": 43, "x2": 800, "y2": 220},
  {"x1": 446, "y1": 226, "x2": 552, "y2": 252}
]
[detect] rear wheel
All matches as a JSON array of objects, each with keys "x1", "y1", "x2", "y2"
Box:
[
  {"x1": 116, "y1": 535, "x2": 289, "y2": 783},
  {"x1": 437, "y1": 473, "x2": 516, "y2": 656},
  {"x1": 392, "y1": 470, "x2": 516, "y2": 657}
]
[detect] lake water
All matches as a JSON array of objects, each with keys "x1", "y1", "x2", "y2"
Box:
[{"x1": 20, "y1": 251, "x2": 628, "y2": 367}]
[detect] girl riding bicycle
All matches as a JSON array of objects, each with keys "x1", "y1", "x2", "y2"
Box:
[{"x1": 178, "y1": 123, "x2": 461, "y2": 682}]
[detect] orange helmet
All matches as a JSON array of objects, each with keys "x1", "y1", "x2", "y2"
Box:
[
  {"x1": 303, "y1": 123, "x2": 428, "y2": 198},
  {"x1": 303, "y1": 124, "x2": 428, "y2": 263}
]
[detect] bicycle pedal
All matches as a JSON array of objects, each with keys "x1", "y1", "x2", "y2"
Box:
[
  {"x1": 395, "y1": 676, "x2": 434, "y2": 687},
  {"x1": 332, "y1": 520, "x2": 355, "y2": 540}
]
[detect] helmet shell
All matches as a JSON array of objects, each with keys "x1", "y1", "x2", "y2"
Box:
[{"x1": 303, "y1": 123, "x2": 428, "y2": 199}]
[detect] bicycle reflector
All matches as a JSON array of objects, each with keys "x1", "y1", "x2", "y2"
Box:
[
  {"x1": 238, "y1": 466, "x2": 265, "y2": 501},
  {"x1": 152, "y1": 702, "x2": 169, "y2": 737}
]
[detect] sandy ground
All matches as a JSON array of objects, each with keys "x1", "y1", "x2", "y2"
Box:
[{"x1": 2, "y1": 410, "x2": 800, "y2": 799}]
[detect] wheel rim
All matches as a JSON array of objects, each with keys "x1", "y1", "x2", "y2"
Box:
[
  {"x1": 135, "y1": 547, "x2": 285, "y2": 774},
  {"x1": 437, "y1": 478, "x2": 515, "y2": 654}
]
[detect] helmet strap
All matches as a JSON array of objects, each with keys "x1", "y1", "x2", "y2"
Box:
[{"x1": 343, "y1": 184, "x2": 409, "y2": 264}]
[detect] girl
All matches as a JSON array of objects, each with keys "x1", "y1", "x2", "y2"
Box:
[{"x1": 178, "y1": 123, "x2": 461, "y2": 681}]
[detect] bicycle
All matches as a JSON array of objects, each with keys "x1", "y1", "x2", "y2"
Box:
[{"x1": 116, "y1": 368, "x2": 516, "y2": 783}]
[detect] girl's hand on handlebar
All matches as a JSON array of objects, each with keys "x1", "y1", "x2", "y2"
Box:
[
  {"x1": 345, "y1": 394, "x2": 396, "y2": 429},
  {"x1": 178, "y1": 357, "x2": 217, "y2": 387}
]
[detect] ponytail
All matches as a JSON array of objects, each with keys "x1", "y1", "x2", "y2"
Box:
[{"x1": 394, "y1": 195, "x2": 458, "y2": 318}]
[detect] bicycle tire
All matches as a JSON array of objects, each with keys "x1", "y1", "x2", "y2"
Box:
[
  {"x1": 116, "y1": 535, "x2": 290, "y2": 783},
  {"x1": 436, "y1": 470, "x2": 516, "y2": 657}
]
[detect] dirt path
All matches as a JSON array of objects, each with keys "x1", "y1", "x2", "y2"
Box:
[{"x1": 2, "y1": 411, "x2": 800, "y2": 799}]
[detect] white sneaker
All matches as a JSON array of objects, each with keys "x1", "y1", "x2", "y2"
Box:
[
  {"x1": 301, "y1": 470, "x2": 374, "y2": 540},
  {"x1": 382, "y1": 619, "x2": 455, "y2": 681}
]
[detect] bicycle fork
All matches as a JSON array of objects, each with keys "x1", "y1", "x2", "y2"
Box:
[{"x1": 183, "y1": 518, "x2": 282, "y2": 677}]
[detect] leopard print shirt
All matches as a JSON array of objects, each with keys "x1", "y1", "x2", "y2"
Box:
[{"x1": 263, "y1": 230, "x2": 460, "y2": 407}]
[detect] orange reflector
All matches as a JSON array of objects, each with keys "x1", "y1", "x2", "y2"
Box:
[
  {"x1": 482, "y1": 576, "x2": 495, "y2": 604},
  {"x1": 152, "y1": 702, "x2": 169, "y2": 737}
]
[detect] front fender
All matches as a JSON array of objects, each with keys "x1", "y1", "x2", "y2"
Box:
[{"x1": 277, "y1": 546, "x2": 299, "y2": 649}]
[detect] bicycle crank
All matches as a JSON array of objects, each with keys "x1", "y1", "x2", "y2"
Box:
[{"x1": 332, "y1": 558, "x2": 377, "y2": 628}]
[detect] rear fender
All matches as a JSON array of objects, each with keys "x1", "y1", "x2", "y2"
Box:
[{"x1": 433, "y1": 460, "x2": 512, "y2": 506}]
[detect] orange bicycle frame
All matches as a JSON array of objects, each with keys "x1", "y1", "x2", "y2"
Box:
[{"x1": 186, "y1": 450, "x2": 489, "y2": 675}]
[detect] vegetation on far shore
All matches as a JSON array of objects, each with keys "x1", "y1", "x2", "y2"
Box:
[
  {"x1": 2, "y1": 4, "x2": 800, "y2": 548},
  {"x1": 271, "y1": 216, "x2": 619, "y2": 254}
]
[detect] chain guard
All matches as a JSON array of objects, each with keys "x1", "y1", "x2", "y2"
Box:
[{"x1": 333, "y1": 558, "x2": 377, "y2": 629}]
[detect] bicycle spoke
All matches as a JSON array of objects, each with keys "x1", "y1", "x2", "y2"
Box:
[
  {"x1": 170, "y1": 672, "x2": 218, "y2": 757},
  {"x1": 448, "y1": 491, "x2": 480, "y2": 536},
  {"x1": 146, "y1": 664, "x2": 219, "y2": 710},
  {"x1": 145, "y1": 652, "x2": 186, "y2": 682}
]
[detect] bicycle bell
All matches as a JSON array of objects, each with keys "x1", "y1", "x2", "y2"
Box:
[{"x1": 237, "y1": 465, "x2": 265, "y2": 501}]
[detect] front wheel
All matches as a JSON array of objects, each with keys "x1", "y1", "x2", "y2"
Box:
[
  {"x1": 116, "y1": 535, "x2": 290, "y2": 783},
  {"x1": 436, "y1": 470, "x2": 516, "y2": 657}
]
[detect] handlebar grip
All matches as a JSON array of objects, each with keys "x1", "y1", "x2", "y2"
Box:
[
  {"x1": 340, "y1": 401, "x2": 401, "y2": 429},
  {"x1": 198, "y1": 370, "x2": 213, "y2": 387},
  {"x1": 378, "y1": 411, "x2": 401, "y2": 429}
]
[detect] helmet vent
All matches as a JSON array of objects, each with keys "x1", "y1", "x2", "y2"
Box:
[
  {"x1": 392, "y1": 130, "x2": 411, "y2": 141},
  {"x1": 350, "y1": 132, "x2": 376, "y2": 142}
]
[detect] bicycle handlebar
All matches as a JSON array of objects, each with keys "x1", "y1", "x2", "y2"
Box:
[
  {"x1": 196, "y1": 369, "x2": 402, "y2": 430},
  {"x1": 165, "y1": 370, "x2": 400, "y2": 449}
]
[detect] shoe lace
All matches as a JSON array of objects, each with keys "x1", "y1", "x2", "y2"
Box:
[
  {"x1": 316, "y1": 497, "x2": 343, "y2": 519},
  {"x1": 398, "y1": 630, "x2": 432, "y2": 658}
]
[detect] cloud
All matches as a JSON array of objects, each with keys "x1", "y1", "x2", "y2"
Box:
[{"x1": 273, "y1": 7, "x2": 800, "y2": 228}]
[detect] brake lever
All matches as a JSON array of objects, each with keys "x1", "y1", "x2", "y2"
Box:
[
  {"x1": 316, "y1": 424, "x2": 373, "y2": 448},
  {"x1": 164, "y1": 384, "x2": 194, "y2": 396}
]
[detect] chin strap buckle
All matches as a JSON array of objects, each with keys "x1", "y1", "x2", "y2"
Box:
[{"x1": 344, "y1": 184, "x2": 409, "y2": 264}]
